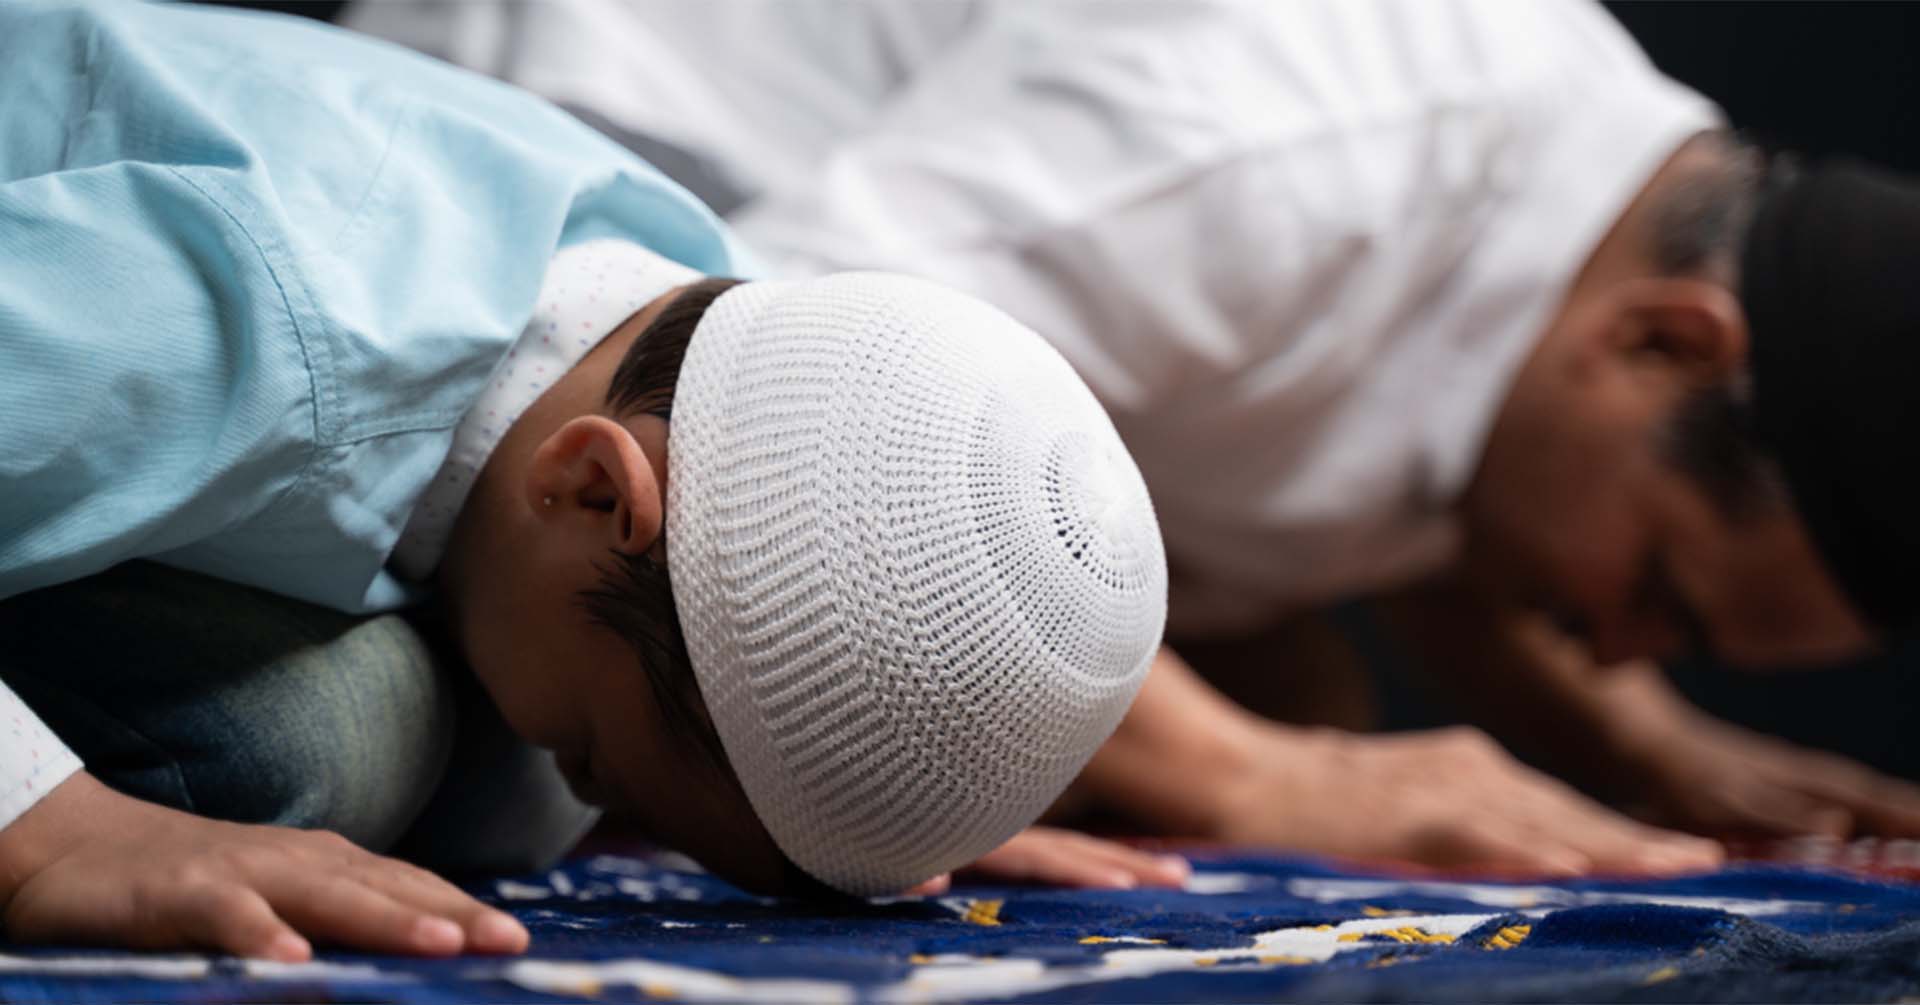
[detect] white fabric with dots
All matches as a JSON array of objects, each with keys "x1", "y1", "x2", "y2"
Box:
[
  {"x1": 667, "y1": 273, "x2": 1168, "y2": 895},
  {"x1": 392, "y1": 240, "x2": 701, "y2": 579},
  {"x1": 0, "y1": 689, "x2": 82, "y2": 831}
]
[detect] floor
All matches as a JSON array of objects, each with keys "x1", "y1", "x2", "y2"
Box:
[{"x1": 2, "y1": 842, "x2": 1918, "y2": 1003}]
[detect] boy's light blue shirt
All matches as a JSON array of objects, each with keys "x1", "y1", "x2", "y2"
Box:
[{"x1": 0, "y1": 0, "x2": 748, "y2": 612}]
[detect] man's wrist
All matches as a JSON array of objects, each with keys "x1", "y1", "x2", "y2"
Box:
[
  {"x1": 1077, "y1": 648, "x2": 1278, "y2": 838},
  {"x1": 1090, "y1": 700, "x2": 1279, "y2": 838},
  {"x1": 1581, "y1": 663, "x2": 1696, "y2": 759}
]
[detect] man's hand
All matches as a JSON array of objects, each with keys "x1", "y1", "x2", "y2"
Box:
[
  {"x1": 0, "y1": 772, "x2": 528, "y2": 961},
  {"x1": 1430, "y1": 600, "x2": 1920, "y2": 842},
  {"x1": 1207, "y1": 724, "x2": 1724, "y2": 875},
  {"x1": 1608, "y1": 700, "x2": 1920, "y2": 840},
  {"x1": 1072, "y1": 647, "x2": 1723, "y2": 876},
  {"x1": 1377, "y1": 577, "x2": 1920, "y2": 849},
  {"x1": 903, "y1": 827, "x2": 1191, "y2": 895}
]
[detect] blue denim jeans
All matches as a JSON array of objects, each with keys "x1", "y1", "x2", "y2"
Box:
[{"x1": 0, "y1": 561, "x2": 597, "y2": 874}]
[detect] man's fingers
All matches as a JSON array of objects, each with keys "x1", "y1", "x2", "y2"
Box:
[
  {"x1": 1782, "y1": 763, "x2": 1920, "y2": 837},
  {"x1": 1720, "y1": 785, "x2": 1852, "y2": 839},
  {"x1": 1563, "y1": 813, "x2": 1724, "y2": 874},
  {"x1": 1544, "y1": 787, "x2": 1724, "y2": 873},
  {"x1": 1472, "y1": 797, "x2": 1714, "y2": 877},
  {"x1": 265, "y1": 873, "x2": 467, "y2": 956},
  {"x1": 1412, "y1": 821, "x2": 1588, "y2": 877},
  {"x1": 1849, "y1": 780, "x2": 1920, "y2": 837}
]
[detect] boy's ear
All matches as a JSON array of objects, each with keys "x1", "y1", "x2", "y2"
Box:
[
  {"x1": 525, "y1": 415, "x2": 663, "y2": 555},
  {"x1": 1609, "y1": 277, "x2": 1749, "y2": 382}
]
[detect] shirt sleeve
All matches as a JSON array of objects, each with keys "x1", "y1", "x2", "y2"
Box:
[
  {"x1": 0, "y1": 3, "x2": 327, "y2": 828},
  {"x1": 0, "y1": 691, "x2": 82, "y2": 832},
  {"x1": 0, "y1": 121, "x2": 299, "y2": 839},
  {"x1": 0, "y1": 3, "x2": 325, "y2": 605}
]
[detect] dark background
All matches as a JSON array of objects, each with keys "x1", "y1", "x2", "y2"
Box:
[{"x1": 1606, "y1": 2, "x2": 1920, "y2": 172}]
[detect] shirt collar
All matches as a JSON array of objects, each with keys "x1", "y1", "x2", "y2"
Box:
[{"x1": 391, "y1": 239, "x2": 703, "y2": 580}]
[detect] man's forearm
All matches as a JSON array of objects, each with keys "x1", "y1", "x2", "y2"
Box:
[
  {"x1": 1374, "y1": 572, "x2": 1695, "y2": 795},
  {"x1": 1072, "y1": 646, "x2": 1273, "y2": 836},
  {"x1": 1065, "y1": 634, "x2": 1726, "y2": 871}
]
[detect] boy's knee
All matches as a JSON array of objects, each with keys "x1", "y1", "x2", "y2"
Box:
[
  {"x1": 0, "y1": 563, "x2": 455, "y2": 850},
  {"x1": 201, "y1": 612, "x2": 457, "y2": 849}
]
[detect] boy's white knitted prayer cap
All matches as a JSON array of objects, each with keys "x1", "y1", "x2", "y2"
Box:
[{"x1": 665, "y1": 272, "x2": 1167, "y2": 895}]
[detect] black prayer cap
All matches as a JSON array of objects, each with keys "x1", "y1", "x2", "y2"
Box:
[{"x1": 1742, "y1": 157, "x2": 1920, "y2": 631}]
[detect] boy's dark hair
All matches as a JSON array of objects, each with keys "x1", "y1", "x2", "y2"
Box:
[
  {"x1": 577, "y1": 276, "x2": 743, "y2": 774},
  {"x1": 1649, "y1": 135, "x2": 1787, "y2": 521}
]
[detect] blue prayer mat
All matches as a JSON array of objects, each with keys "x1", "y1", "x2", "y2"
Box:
[{"x1": 2, "y1": 849, "x2": 1918, "y2": 1003}]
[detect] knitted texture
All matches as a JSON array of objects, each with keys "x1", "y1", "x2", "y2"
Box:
[{"x1": 666, "y1": 273, "x2": 1166, "y2": 894}]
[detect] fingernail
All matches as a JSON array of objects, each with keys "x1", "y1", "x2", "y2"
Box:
[
  {"x1": 1686, "y1": 840, "x2": 1726, "y2": 862},
  {"x1": 1104, "y1": 871, "x2": 1138, "y2": 890},
  {"x1": 414, "y1": 917, "x2": 464, "y2": 954},
  {"x1": 1157, "y1": 855, "x2": 1192, "y2": 880},
  {"x1": 475, "y1": 913, "x2": 529, "y2": 953},
  {"x1": 265, "y1": 932, "x2": 310, "y2": 963},
  {"x1": 1544, "y1": 854, "x2": 1589, "y2": 877},
  {"x1": 1656, "y1": 843, "x2": 1721, "y2": 871}
]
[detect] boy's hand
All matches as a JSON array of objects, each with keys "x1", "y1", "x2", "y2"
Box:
[
  {"x1": 903, "y1": 826, "x2": 1191, "y2": 895},
  {"x1": 0, "y1": 772, "x2": 528, "y2": 961}
]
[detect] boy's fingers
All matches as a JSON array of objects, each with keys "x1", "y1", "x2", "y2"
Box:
[
  {"x1": 901, "y1": 874, "x2": 951, "y2": 897},
  {"x1": 994, "y1": 838, "x2": 1140, "y2": 888},
  {"x1": 1058, "y1": 860, "x2": 1139, "y2": 889},
  {"x1": 1024, "y1": 847, "x2": 1112, "y2": 885},
  {"x1": 1096, "y1": 845, "x2": 1191, "y2": 886},
  {"x1": 169, "y1": 884, "x2": 309, "y2": 962},
  {"x1": 465, "y1": 910, "x2": 530, "y2": 955},
  {"x1": 351, "y1": 861, "x2": 528, "y2": 954},
  {"x1": 266, "y1": 873, "x2": 465, "y2": 956},
  {"x1": 962, "y1": 829, "x2": 1191, "y2": 890},
  {"x1": 1062, "y1": 839, "x2": 1189, "y2": 887}
]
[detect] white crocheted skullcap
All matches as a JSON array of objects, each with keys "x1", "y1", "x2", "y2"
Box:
[{"x1": 664, "y1": 272, "x2": 1167, "y2": 895}]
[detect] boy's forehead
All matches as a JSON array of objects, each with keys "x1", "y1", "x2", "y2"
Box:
[
  {"x1": 637, "y1": 751, "x2": 790, "y2": 894},
  {"x1": 574, "y1": 660, "x2": 785, "y2": 892}
]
